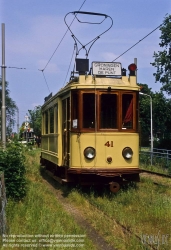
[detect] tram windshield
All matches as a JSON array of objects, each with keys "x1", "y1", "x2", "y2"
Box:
[
  {"x1": 122, "y1": 94, "x2": 133, "y2": 129},
  {"x1": 100, "y1": 94, "x2": 117, "y2": 128},
  {"x1": 83, "y1": 93, "x2": 95, "y2": 128},
  {"x1": 71, "y1": 90, "x2": 137, "y2": 131}
]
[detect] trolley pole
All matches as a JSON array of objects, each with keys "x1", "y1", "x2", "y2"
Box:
[{"x1": 1, "y1": 23, "x2": 6, "y2": 148}]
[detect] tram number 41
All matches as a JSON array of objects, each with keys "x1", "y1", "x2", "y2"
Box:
[{"x1": 104, "y1": 141, "x2": 113, "y2": 147}]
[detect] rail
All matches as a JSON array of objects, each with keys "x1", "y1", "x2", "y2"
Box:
[{"x1": 0, "y1": 172, "x2": 7, "y2": 235}]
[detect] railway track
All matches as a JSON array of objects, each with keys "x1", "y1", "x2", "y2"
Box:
[
  {"x1": 85, "y1": 197, "x2": 158, "y2": 250},
  {"x1": 140, "y1": 169, "x2": 171, "y2": 178},
  {"x1": 140, "y1": 169, "x2": 171, "y2": 187},
  {"x1": 41, "y1": 168, "x2": 117, "y2": 250},
  {"x1": 41, "y1": 167, "x2": 157, "y2": 250}
]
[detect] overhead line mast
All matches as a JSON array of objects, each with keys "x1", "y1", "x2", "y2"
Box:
[{"x1": 1, "y1": 23, "x2": 6, "y2": 148}]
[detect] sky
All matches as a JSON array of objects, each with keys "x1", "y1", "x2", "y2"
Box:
[{"x1": 0, "y1": 0, "x2": 171, "y2": 132}]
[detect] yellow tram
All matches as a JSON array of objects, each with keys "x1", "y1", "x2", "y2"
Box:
[
  {"x1": 40, "y1": 60, "x2": 141, "y2": 192},
  {"x1": 40, "y1": 11, "x2": 141, "y2": 192}
]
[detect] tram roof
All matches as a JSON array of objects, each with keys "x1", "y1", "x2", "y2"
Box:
[{"x1": 42, "y1": 74, "x2": 140, "y2": 108}]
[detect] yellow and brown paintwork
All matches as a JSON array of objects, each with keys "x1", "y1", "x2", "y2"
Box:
[{"x1": 41, "y1": 73, "x2": 141, "y2": 188}]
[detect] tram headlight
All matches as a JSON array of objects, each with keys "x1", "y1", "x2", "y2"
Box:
[
  {"x1": 84, "y1": 147, "x2": 96, "y2": 159},
  {"x1": 122, "y1": 147, "x2": 133, "y2": 160}
]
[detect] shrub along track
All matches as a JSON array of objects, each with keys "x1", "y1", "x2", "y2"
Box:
[{"x1": 41, "y1": 168, "x2": 157, "y2": 250}]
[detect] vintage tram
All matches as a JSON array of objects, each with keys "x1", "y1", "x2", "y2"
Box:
[
  {"x1": 40, "y1": 11, "x2": 141, "y2": 192},
  {"x1": 40, "y1": 60, "x2": 141, "y2": 192}
]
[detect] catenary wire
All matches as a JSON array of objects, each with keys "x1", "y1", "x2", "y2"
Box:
[
  {"x1": 42, "y1": 71, "x2": 51, "y2": 93},
  {"x1": 112, "y1": 24, "x2": 163, "y2": 62},
  {"x1": 7, "y1": 22, "x2": 163, "y2": 72},
  {"x1": 8, "y1": 67, "x2": 26, "y2": 70},
  {"x1": 42, "y1": 0, "x2": 87, "y2": 72},
  {"x1": 38, "y1": 70, "x2": 51, "y2": 93},
  {"x1": 63, "y1": 45, "x2": 76, "y2": 87},
  {"x1": 38, "y1": 0, "x2": 87, "y2": 93},
  {"x1": 6, "y1": 20, "x2": 163, "y2": 93}
]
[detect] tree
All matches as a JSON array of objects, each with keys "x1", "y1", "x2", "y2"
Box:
[
  {"x1": 138, "y1": 84, "x2": 153, "y2": 146},
  {"x1": 138, "y1": 83, "x2": 171, "y2": 147},
  {"x1": 0, "y1": 78, "x2": 17, "y2": 136},
  {"x1": 28, "y1": 105, "x2": 42, "y2": 136},
  {"x1": 151, "y1": 14, "x2": 171, "y2": 95}
]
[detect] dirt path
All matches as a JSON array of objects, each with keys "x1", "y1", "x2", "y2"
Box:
[{"x1": 41, "y1": 172, "x2": 117, "y2": 250}]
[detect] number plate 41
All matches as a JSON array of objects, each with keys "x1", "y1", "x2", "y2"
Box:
[{"x1": 104, "y1": 141, "x2": 113, "y2": 147}]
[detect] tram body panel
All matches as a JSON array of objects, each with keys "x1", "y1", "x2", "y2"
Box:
[{"x1": 70, "y1": 132, "x2": 139, "y2": 168}]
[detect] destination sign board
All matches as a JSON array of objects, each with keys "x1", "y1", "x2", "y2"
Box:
[{"x1": 92, "y1": 62, "x2": 122, "y2": 76}]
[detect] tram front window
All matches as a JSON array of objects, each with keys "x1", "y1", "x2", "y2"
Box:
[
  {"x1": 100, "y1": 94, "x2": 117, "y2": 129},
  {"x1": 122, "y1": 94, "x2": 133, "y2": 129},
  {"x1": 83, "y1": 93, "x2": 95, "y2": 128}
]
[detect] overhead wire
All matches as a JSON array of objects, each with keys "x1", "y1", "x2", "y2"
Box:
[
  {"x1": 41, "y1": 0, "x2": 87, "y2": 72},
  {"x1": 38, "y1": 69, "x2": 51, "y2": 93},
  {"x1": 39, "y1": 0, "x2": 87, "y2": 92},
  {"x1": 112, "y1": 24, "x2": 163, "y2": 62},
  {"x1": 63, "y1": 44, "x2": 76, "y2": 87},
  {"x1": 6, "y1": 13, "x2": 163, "y2": 93},
  {"x1": 8, "y1": 67, "x2": 26, "y2": 70}
]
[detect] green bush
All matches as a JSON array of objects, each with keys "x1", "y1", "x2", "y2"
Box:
[
  {"x1": 0, "y1": 142, "x2": 27, "y2": 200},
  {"x1": 157, "y1": 138, "x2": 171, "y2": 150}
]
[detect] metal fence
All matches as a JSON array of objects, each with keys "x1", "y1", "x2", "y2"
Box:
[
  {"x1": 0, "y1": 172, "x2": 7, "y2": 235},
  {"x1": 139, "y1": 147, "x2": 171, "y2": 166}
]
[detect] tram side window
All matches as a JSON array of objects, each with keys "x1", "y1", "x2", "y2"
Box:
[
  {"x1": 83, "y1": 93, "x2": 95, "y2": 128},
  {"x1": 54, "y1": 105, "x2": 58, "y2": 133},
  {"x1": 49, "y1": 107, "x2": 54, "y2": 133},
  {"x1": 100, "y1": 94, "x2": 117, "y2": 129},
  {"x1": 122, "y1": 94, "x2": 133, "y2": 129},
  {"x1": 45, "y1": 111, "x2": 48, "y2": 134},
  {"x1": 72, "y1": 92, "x2": 79, "y2": 129}
]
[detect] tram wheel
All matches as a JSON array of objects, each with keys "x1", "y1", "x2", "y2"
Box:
[{"x1": 109, "y1": 182, "x2": 120, "y2": 193}]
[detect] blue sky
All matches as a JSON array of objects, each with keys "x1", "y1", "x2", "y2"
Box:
[{"x1": 0, "y1": 0, "x2": 170, "y2": 131}]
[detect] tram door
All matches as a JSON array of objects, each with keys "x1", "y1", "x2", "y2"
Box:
[{"x1": 62, "y1": 97, "x2": 70, "y2": 167}]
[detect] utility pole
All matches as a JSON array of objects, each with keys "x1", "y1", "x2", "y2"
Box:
[
  {"x1": 25, "y1": 114, "x2": 29, "y2": 142},
  {"x1": 1, "y1": 23, "x2": 6, "y2": 148}
]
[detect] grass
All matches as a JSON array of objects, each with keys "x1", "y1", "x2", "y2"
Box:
[
  {"x1": 66, "y1": 179, "x2": 171, "y2": 250},
  {"x1": 0, "y1": 149, "x2": 95, "y2": 250},
  {"x1": 2, "y1": 148, "x2": 171, "y2": 250},
  {"x1": 140, "y1": 153, "x2": 171, "y2": 175},
  {"x1": 140, "y1": 163, "x2": 171, "y2": 176}
]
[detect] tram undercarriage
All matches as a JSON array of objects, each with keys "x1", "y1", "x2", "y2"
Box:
[{"x1": 41, "y1": 158, "x2": 140, "y2": 193}]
